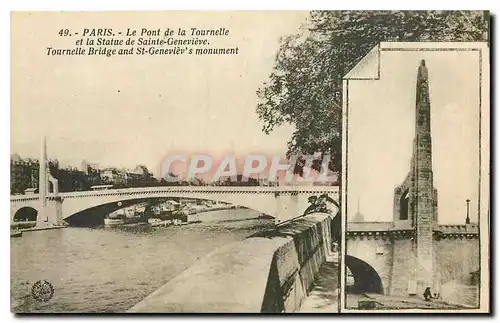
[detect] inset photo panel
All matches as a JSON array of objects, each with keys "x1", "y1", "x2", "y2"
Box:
[{"x1": 341, "y1": 42, "x2": 489, "y2": 313}]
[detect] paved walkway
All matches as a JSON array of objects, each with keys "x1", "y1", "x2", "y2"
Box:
[
  {"x1": 346, "y1": 293, "x2": 471, "y2": 310},
  {"x1": 298, "y1": 261, "x2": 340, "y2": 313}
]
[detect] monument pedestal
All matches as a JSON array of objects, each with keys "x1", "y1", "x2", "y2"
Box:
[{"x1": 36, "y1": 198, "x2": 63, "y2": 228}]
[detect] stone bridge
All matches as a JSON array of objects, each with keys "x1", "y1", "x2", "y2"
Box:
[
  {"x1": 346, "y1": 221, "x2": 480, "y2": 298},
  {"x1": 10, "y1": 186, "x2": 339, "y2": 226}
]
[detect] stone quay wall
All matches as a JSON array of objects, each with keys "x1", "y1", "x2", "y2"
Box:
[{"x1": 128, "y1": 212, "x2": 333, "y2": 313}]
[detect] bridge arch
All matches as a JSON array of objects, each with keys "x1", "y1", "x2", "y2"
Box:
[
  {"x1": 11, "y1": 186, "x2": 339, "y2": 226},
  {"x1": 13, "y1": 206, "x2": 38, "y2": 222},
  {"x1": 345, "y1": 255, "x2": 384, "y2": 294},
  {"x1": 61, "y1": 191, "x2": 285, "y2": 226},
  {"x1": 64, "y1": 198, "x2": 155, "y2": 226}
]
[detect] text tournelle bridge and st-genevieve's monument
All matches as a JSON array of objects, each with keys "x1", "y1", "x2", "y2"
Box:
[
  {"x1": 10, "y1": 139, "x2": 339, "y2": 227},
  {"x1": 345, "y1": 58, "x2": 479, "y2": 302}
]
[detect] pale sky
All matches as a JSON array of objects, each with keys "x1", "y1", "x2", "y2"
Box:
[
  {"x1": 11, "y1": 12, "x2": 309, "y2": 176},
  {"x1": 347, "y1": 50, "x2": 481, "y2": 225}
]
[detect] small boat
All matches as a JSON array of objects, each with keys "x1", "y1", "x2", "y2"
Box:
[
  {"x1": 148, "y1": 218, "x2": 166, "y2": 227},
  {"x1": 172, "y1": 219, "x2": 188, "y2": 226},
  {"x1": 104, "y1": 218, "x2": 124, "y2": 226},
  {"x1": 10, "y1": 230, "x2": 22, "y2": 238}
]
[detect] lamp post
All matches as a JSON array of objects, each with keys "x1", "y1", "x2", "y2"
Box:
[{"x1": 466, "y1": 198, "x2": 471, "y2": 224}]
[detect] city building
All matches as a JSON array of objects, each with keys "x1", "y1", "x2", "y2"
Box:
[
  {"x1": 100, "y1": 168, "x2": 127, "y2": 186},
  {"x1": 12, "y1": 155, "x2": 161, "y2": 193},
  {"x1": 81, "y1": 159, "x2": 99, "y2": 174},
  {"x1": 10, "y1": 155, "x2": 39, "y2": 194}
]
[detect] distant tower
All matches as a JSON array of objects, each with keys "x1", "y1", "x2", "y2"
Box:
[{"x1": 353, "y1": 198, "x2": 365, "y2": 222}]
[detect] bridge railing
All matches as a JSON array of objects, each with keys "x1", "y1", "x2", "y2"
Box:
[{"x1": 11, "y1": 185, "x2": 340, "y2": 201}]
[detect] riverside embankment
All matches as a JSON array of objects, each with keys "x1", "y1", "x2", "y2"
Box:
[{"x1": 128, "y1": 212, "x2": 334, "y2": 313}]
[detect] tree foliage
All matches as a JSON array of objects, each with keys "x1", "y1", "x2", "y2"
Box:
[
  {"x1": 303, "y1": 193, "x2": 339, "y2": 216},
  {"x1": 257, "y1": 10, "x2": 489, "y2": 172},
  {"x1": 303, "y1": 193, "x2": 341, "y2": 242}
]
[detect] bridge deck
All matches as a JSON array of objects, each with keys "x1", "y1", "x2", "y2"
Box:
[{"x1": 11, "y1": 185, "x2": 339, "y2": 201}]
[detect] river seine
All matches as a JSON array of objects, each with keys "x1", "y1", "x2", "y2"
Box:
[{"x1": 11, "y1": 209, "x2": 273, "y2": 313}]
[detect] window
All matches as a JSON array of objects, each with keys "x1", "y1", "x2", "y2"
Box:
[{"x1": 400, "y1": 189, "x2": 409, "y2": 220}]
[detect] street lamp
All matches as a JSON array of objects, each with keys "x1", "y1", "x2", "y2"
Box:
[{"x1": 466, "y1": 198, "x2": 471, "y2": 224}]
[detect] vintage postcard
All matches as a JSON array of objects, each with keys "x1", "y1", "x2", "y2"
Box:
[{"x1": 10, "y1": 11, "x2": 489, "y2": 314}]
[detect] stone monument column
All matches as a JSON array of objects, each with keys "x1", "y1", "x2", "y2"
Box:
[
  {"x1": 37, "y1": 136, "x2": 48, "y2": 227},
  {"x1": 410, "y1": 60, "x2": 437, "y2": 293}
]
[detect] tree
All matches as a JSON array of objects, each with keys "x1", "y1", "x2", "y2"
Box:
[
  {"x1": 303, "y1": 193, "x2": 341, "y2": 242},
  {"x1": 303, "y1": 193, "x2": 339, "y2": 215},
  {"x1": 257, "y1": 11, "x2": 489, "y2": 173}
]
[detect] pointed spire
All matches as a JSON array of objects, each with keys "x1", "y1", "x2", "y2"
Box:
[
  {"x1": 38, "y1": 135, "x2": 48, "y2": 213},
  {"x1": 353, "y1": 197, "x2": 364, "y2": 222},
  {"x1": 411, "y1": 59, "x2": 437, "y2": 290}
]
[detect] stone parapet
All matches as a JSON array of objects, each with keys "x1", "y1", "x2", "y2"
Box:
[{"x1": 128, "y1": 212, "x2": 333, "y2": 313}]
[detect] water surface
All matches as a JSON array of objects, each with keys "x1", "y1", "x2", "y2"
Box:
[{"x1": 11, "y1": 209, "x2": 273, "y2": 313}]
